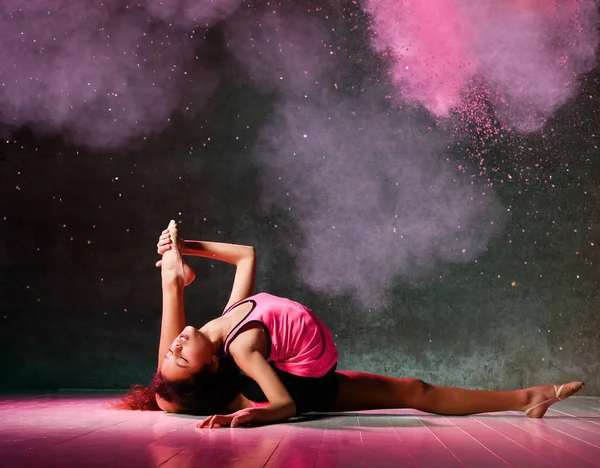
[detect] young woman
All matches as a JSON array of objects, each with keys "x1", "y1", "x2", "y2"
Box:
[{"x1": 117, "y1": 221, "x2": 584, "y2": 428}]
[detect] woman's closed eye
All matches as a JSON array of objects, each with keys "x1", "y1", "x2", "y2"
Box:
[{"x1": 166, "y1": 349, "x2": 189, "y2": 363}]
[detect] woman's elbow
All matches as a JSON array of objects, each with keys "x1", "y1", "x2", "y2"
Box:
[{"x1": 239, "y1": 246, "x2": 255, "y2": 262}]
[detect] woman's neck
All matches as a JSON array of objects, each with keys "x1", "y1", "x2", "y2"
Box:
[
  {"x1": 200, "y1": 300, "x2": 255, "y2": 351},
  {"x1": 200, "y1": 315, "x2": 234, "y2": 350}
]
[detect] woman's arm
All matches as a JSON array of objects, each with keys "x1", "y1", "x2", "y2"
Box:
[
  {"x1": 181, "y1": 240, "x2": 253, "y2": 264},
  {"x1": 197, "y1": 328, "x2": 296, "y2": 428},
  {"x1": 158, "y1": 230, "x2": 257, "y2": 310},
  {"x1": 181, "y1": 240, "x2": 256, "y2": 310},
  {"x1": 231, "y1": 350, "x2": 296, "y2": 422}
]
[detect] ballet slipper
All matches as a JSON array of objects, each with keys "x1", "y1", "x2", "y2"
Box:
[{"x1": 525, "y1": 381, "x2": 584, "y2": 418}]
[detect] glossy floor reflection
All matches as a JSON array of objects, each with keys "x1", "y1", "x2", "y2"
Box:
[{"x1": 1, "y1": 393, "x2": 600, "y2": 467}]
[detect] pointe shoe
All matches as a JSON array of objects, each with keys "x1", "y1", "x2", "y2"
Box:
[{"x1": 525, "y1": 381, "x2": 584, "y2": 418}]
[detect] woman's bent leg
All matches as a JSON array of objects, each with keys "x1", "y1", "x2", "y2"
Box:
[{"x1": 330, "y1": 371, "x2": 583, "y2": 418}]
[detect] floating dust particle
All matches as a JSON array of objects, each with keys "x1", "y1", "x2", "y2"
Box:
[{"x1": 511, "y1": 281, "x2": 517, "y2": 287}]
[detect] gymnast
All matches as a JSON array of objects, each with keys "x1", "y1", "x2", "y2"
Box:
[{"x1": 116, "y1": 221, "x2": 583, "y2": 428}]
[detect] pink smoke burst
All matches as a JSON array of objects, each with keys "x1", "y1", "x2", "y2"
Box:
[{"x1": 364, "y1": 0, "x2": 599, "y2": 132}]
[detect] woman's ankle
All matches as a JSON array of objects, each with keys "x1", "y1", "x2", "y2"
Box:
[
  {"x1": 521, "y1": 388, "x2": 534, "y2": 411},
  {"x1": 161, "y1": 270, "x2": 184, "y2": 287}
]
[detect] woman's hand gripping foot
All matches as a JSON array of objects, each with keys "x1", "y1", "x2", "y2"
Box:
[
  {"x1": 524, "y1": 381, "x2": 584, "y2": 418},
  {"x1": 156, "y1": 221, "x2": 196, "y2": 286}
]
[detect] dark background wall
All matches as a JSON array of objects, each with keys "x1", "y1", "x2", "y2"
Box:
[{"x1": 1, "y1": 0, "x2": 599, "y2": 394}]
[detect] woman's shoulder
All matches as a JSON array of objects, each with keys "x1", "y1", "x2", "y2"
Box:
[{"x1": 253, "y1": 292, "x2": 292, "y2": 302}]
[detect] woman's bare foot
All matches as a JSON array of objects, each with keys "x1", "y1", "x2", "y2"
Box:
[
  {"x1": 161, "y1": 256, "x2": 196, "y2": 286},
  {"x1": 161, "y1": 221, "x2": 187, "y2": 285},
  {"x1": 181, "y1": 262, "x2": 196, "y2": 286},
  {"x1": 524, "y1": 381, "x2": 584, "y2": 418},
  {"x1": 156, "y1": 221, "x2": 196, "y2": 286}
]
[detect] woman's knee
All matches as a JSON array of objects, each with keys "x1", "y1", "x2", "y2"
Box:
[{"x1": 406, "y1": 378, "x2": 432, "y2": 398}]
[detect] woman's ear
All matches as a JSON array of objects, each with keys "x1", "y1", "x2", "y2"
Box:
[{"x1": 208, "y1": 355, "x2": 220, "y2": 373}]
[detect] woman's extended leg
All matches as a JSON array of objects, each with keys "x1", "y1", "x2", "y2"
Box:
[
  {"x1": 156, "y1": 221, "x2": 188, "y2": 368},
  {"x1": 111, "y1": 222, "x2": 190, "y2": 411},
  {"x1": 330, "y1": 371, "x2": 583, "y2": 418}
]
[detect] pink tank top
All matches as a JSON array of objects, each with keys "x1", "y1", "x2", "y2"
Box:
[{"x1": 222, "y1": 293, "x2": 338, "y2": 378}]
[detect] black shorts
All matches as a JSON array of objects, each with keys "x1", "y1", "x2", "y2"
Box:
[{"x1": 239, "y1": 363, "x2": 339, "y2": 414}]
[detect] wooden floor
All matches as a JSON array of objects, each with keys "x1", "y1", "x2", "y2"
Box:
[{"x1": 1, "y1": 394, "x2": 600, "y2": 467}]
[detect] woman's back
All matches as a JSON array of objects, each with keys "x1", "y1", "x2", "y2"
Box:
[{"x1": 222, "y1": 293, "x2": 338, "y2": 378}]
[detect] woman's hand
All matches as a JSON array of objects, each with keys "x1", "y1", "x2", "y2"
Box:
[
  {"x1": 196, "y1": 408, "x2": 255, "y2": 429},
  {"x1": 156, "y1": 229, "x2": 186, "y2": 267},
  {"x1": 157, "y1": 229, "x2": 180, "y2": 255}
]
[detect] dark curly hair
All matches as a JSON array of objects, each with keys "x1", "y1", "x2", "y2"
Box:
[{"x1": 110, "y1": 355, "x2": 242, "y2": 415}]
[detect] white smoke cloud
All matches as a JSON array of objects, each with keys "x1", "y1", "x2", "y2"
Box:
[
  {"x1": 0, "y1": 0, "x2": 233, "y2": 147},
  {"x1": 226, "y1": 8, "x2": 506, "y2": 303}
]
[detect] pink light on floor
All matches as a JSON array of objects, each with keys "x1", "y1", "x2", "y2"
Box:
[{"x1": 2, "y1": 394, "x2": 599, "y2": 467}]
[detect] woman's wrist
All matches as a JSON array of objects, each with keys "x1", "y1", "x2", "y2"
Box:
[{"x1": 252, "y1": 401, "x2": 296, "y2": 423}]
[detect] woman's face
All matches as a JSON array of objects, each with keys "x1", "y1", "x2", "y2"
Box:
[{"x1": 160, "y1": 325, "x2": 214, "y2": 381}]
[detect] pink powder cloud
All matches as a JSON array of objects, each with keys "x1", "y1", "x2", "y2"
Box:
[{"x1": 364, "y1": 0, "x2": 599, "y2": 131}]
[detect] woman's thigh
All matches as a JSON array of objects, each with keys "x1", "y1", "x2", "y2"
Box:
[
  {"x1": 240, "y1": 366, "x2": 339, "y2": 413},
  {"x1": 329, "y1": 371, "x2": 424, "y2": 412}
]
